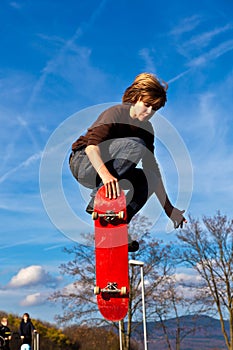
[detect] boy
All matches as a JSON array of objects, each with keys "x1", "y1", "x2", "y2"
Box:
[{"x1": 70, "y1": 73, "x2": 186, "y2": 251}]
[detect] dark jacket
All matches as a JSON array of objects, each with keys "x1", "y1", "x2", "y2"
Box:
[
  {"x1": 0, "y1": 325, "x2": 11, "y2": 350},
  {"x1": 19, "y1": 320, "x2": 35, "y2": 345}
]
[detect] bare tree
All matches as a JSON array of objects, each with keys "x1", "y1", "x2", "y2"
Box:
[
  {"x1": 177, "y1": 211, "x2": 233, "y2": 350},
  {"x1": 150, "y1": 275, "x2": 201, "y2": 350},
  {"x1": 51, "y1": 232, "x2": 99, "y2": 324}
]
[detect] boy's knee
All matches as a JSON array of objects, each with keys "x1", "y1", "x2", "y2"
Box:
[{"x1": 109, "y1": 137, "x2": 146, "y2": 159}]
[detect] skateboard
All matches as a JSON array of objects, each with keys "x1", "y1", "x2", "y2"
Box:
[{"x1": 93, "y1": 186, "x2": 129, "y2": 321}]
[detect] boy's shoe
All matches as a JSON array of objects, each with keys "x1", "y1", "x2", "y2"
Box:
[
  {"x1": 128, "y1": 240, "x2": 139, "y2": 252},
  {"x1": 128, "y1": 233, "x2": 139, "y2": 252},
  {"x1": 86, "y1": 197, "x2": 94, "y2": 214}
]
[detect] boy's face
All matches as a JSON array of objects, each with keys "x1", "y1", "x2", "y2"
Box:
[{"x1": 131, "y1": 99, "x2": 156, "y2": 122}]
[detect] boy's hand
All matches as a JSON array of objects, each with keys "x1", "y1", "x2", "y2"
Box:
[
  {"x1": 97, "y1": 164, "x2": 120, "y2": 199},
  {"x1": 169, "y1": 208, "x2": 187, "y2": 229},
  {"x1": 103, "y1": 176, "x2": 120, "y2": 199}
]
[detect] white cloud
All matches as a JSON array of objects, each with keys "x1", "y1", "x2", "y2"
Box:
[
  {"x1": 167, "y1": 69, "x2": 192, "y2": 84},
  {"x1": 20, "y1": 292, "x2": 46, "y2": 307},
  {"x1": 62, "y1": 283, "x2": 78, "y2": 295},
  {"x1": 170, "y1": 15, "x2": 202, "y2": 36},
  {"x1": 26, "y1": 0, "x2": 109, "y2": 108},
  {"x1": 8, "y1": 265, "x2": 59, "y2": 288},
  {"x1": 0, "y1": 151, "x2": 42, "y2": 184},
  {"x1": 169, "y1": 15, "x2": 233, "y2": 68},
  {"x1": 173, "y1": 272, "x2": 202, "y2": 284},
  {"x1": 184, "y1": 24, "x2": 233, "y2": 49},
  {"x1": 189, "y1": 39, "x2": 233, "y2": 67},
  {"x1": 139, "y1": 48, "x2": 156, "y2": 73}
]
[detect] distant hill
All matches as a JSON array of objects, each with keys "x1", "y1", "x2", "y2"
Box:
[{"x1": 129, "y1": 315, "x2": 228, "y2": 350}]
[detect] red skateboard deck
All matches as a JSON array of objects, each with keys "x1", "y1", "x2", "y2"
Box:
[{"x1": 93, "y1": 186, "x2": 129, "y2": 322}]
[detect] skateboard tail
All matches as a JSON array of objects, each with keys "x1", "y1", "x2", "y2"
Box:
[
  {"x1": 95, "y1": 244, "x2": 129, "y2": 321},
  {"x1": 97, "y1": 296, "x2": 129, "y2": 321}
]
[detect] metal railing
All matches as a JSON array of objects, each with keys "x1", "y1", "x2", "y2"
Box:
[
  {"x1": 9, "y1": 332, "x2": 39, "y2": 350},
  {"x1": 33, "y1": 332, "x2": 39, "y2": 350}
]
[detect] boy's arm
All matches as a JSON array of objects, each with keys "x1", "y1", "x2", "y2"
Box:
[
  {"x1": 85, "y1": 145, "x2": 120, "y2": 199},
  {"x1": 155, "y1": 177, "x2": 186, "y2": 228},
  {"x1": 143, "y1": 152, "x2": 186, "y2": 228}
]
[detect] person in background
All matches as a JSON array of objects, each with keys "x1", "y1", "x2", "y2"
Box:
[
  {"x1": 19, "y1": 313, "x2": 36, "y2": 349},
  {"x1": 0, "y1": 317, "x2": 11, "y2": 350}
]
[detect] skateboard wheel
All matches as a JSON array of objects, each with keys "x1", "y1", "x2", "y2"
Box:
[
  {"x1": 94, "y1": 286, "x2": 100, "y2": 295},
  {"x1": 120, "y1": 286, "x2": 127, "y2": 295},
  {"x1": 92, "y1": 212, "x2": 98, "y2": 220},
  {"x1": 118, "y1": 211, "x2": 124, "y2": 219}
]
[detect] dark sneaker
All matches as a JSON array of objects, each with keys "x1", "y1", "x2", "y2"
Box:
[
  {"x1": 128, "y1": 240, "x2": 139, "y2": 253},
  {"x1": 86, "y1": 197, "x2": 94, "y2": 214}
]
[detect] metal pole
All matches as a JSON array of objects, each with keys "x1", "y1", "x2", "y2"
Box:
[
  {"x1": 119, "y1": 321, "x2": 123, "y2": 350},
  {"x1": 36, "y1": 333, "x2": 39, "y2": 350},
  {"x1": 141, "y1": 265, "x2": 148, "y2": 350},
  {"x1": 33, "y1": 332, "x2": 39, "y2": 350}
]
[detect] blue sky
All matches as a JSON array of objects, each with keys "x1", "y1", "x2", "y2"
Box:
[{"x1": 0, "y1": 0, "x2": 233, "y2": 323}]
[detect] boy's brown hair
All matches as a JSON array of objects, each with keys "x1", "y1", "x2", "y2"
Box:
[{"x1": 122, "y1": 72, "x2": 168, "y2": 111}]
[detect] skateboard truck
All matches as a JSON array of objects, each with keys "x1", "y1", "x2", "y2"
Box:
[
  {"x1": 94, "y1": 282, "x2": 127, "y2": 295},
  {"x1": 92, "y1": 210, "x2": 124, "y2": 222}
]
